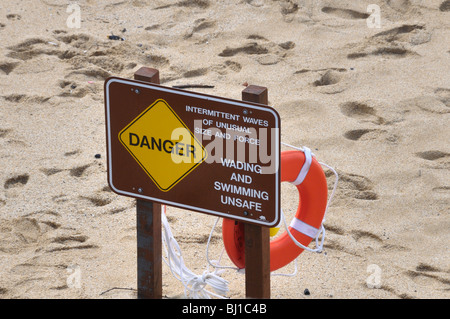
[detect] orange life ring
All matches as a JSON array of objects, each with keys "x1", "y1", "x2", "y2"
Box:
[{"x1": 222, "y1": 149, "x2": 328, "y2": 272}]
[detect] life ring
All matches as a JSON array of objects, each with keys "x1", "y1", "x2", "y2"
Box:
[{"x1": 222, "y1": 149, "x2": 328, "y2": 272}]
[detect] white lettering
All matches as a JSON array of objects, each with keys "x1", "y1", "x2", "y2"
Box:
[
  {"x1": 220, "y1": 158, "x2": 262, "y2": 174},
  {"x1": 220, "y1": 195, "x2": 262, "y2": 212},
  {"x1": 230, "y1": 172, "x2": 252, "y2": 184},
  {"x1": 214, "y1": 181, "x2": 269, "y2": 201},
  {"x1": 242, "y1": 116, "x2": 269, "y2": 127}
]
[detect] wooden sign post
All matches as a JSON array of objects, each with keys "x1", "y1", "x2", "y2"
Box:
[
  {"x1": 134, "y1": 67, "x2": 162, "y2": 299},
  {"x1": 242, "y1": 85, "x2": 271, "y2": 299}
]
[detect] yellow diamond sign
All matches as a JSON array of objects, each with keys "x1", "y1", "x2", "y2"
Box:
[{"x1": 118, "y1": 99, "x2": 207, "y2": 192}]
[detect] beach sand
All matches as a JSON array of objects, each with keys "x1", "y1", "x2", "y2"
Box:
[{"x1": 0, "y1": 0, "x2": 449, "y2": 299}]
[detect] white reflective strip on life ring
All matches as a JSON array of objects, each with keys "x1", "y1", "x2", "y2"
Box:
[
  {"x1": 291, "y1": 147, "x2": 312, "y2": 186},
  {"x1": 289, "y1": 217, "x2": 319, "y2": 239}
]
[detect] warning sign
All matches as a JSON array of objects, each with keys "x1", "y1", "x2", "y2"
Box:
[
  {"x1": 105, "y1": 77, "x2": 280, "y2": 227},
  {"x1": 118, "y1": 99, "x2": 207, "y2": 191}
]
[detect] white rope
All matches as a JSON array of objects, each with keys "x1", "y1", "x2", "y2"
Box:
[
  {"x1": 161, "y1": 205, "x2": 230, "y2": 299},
  {"x1": 206, "y1": 217, "x2": 241, "y2": 271}
]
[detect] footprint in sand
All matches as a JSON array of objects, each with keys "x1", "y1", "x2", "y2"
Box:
[
  {"x1": 0, "y1": 213, "x2": 97, "y2": 296},
  {"x1": 211, "y1": 60, "x2": 242, "y2": 75},
  {"x1": 0, "y1": 218, "x2": 42, "y2": 252},
  {"x1": 347, "y1": 46, "x2": 415, "y2": 60},
  {"x1": 326, "y1": 170, "x2": 378, "y2": 201},
  {"x1": 79, "y1": 195, "x2": 113, "y2": 207},
  {"x1": 51, "y1": 194, "x2": 70, "y2": 204},
  {"x1": 0, "y1": 128, "x2": 11, "y2": 138},
  {"x1": 326, "y1": 228, "x2": 409, "y2": 261},
  {"x1": 0, "y1": 127, "x2": 30, "y2": 149},
  {"x1": 4, "y1": 31, "x2": 171, "y2": 101},
  {"x1": 343, "y1": 129, "x2": 378, "y2": 141},
  {"x1": 350, "y1": 230, "x2": 384, "y2": 252},
  {"x1": 219, "y1": 42, "x2": 269, "y2": 57},
  {"x1": 40, "y1": 168, "x2": 64, "y2": 177},
  {"x1": 386, "y1": 0, "x2": 412, "y2": 11},
  {"x1": 57, "y1": 33, "x2": 140, "y2": 73},
  {"x1": 56, "y1": 33, "x2": 95, "y2": 50},
  {"x1": 6, "y1": 14, "x2": 21, "y2": 21},
  {"x1": 0, "y1": 214, "x2": 69, "y2": 255},
  {"x1": 0, "y1": 127, "x2": 30, "y2": 148},
  {"x1": 339, "y1": 101, "x2": 385, "y2": 125},
  {"x1": 142, "y1": 54, "x2": 170, "y2": 68},
  {"x1": 308, "y1": 68, "x2": 351, "y2": 94},
  {"x1": 399, "y1": 96, "x2": 449, "y2": 114},
  {"x1": 58, "y1": 80, "x2": 91, "y2": 99},
  {"x1": 339, "y1": 100, "x2": 405, "y2": 143},
  {"x1": 323, "y1": 224, "x2": 345, "y2": 236},
  {"x1": 373, "y1": 24, "x2": 432, "y2": 46},
  {"x1": 375, "y1": 25, "x2": 424, "y2": 39},
  {"x1": 23, "y1": 210, "x2": 61, "y2": 227},
  {"x1": 415, "y1": 150, "x2": 449, "y2": 161},
  {"x1": 3, "y1": 174, "x2": 30, "y2": 198},
  {"x1": 279, "y1": 0, "x2": 299, "y2": 16},
  {"x1": 145, "y1": 24, "x2": 160, "y2": 31},
  {"x1": 64, "y1": 149, "x2": 81, "y2": 157},
  {"x1": 415, "y1": 150, "x2": 450, "y2": 169},
  {"x1": 0, "y1": 61, "x2": 20, "y2": 75},
  {"x1": 258, "y1": 41, "x2": 296, "y2": 66},
  {"x1": 40, "y1": 152, "x2": 86, "y2": 177},
  {"x1": 4, "y1": 174, "x2": 29, "y2": 190},
  {"x1": 184, "y1": 18, "x2": 216, "y2": 39},
  {"x1": 440, "y1": 0, "x2": 450, "y2": 11},
  {"x1": 343, "y1": 128, "x2": 399, "y2": 143},
  {"x1": 69, "y1": 164, "x2": 91, "y2": 178},
  {"x1": 154, "y1": 0, "x2": 210, "y2": 10},
  {"x1": 6, "y1": 38, "x2": 68, "y2": 61},
  {"x1": 2, "y1": 94, "x2": 50, "y2": 104},
  {"x1": 219, "y1": 38, "x2": 295, "y2": 66},
  {"x1": 78, "y1": 184, "x2": 118, "y2": 208},
  {"x1": 321, "y1": 6, "x2": 369, "y2": 20},
  {"x1": 313, "y1": 70, "x2": 343, "y2": 87},
  {"x1": 432, "y1": 186, "x2": 450, "y2": 194},
  {"x1": 182, "y1": 67, "x2": 208, "y2": 78},
  {"x1": 279, "y1": 41, "x2": 295, "y2": 50},
  {"x1": 66, "y1": 68, "x2": 111, "y2": 81},
  {"x1": 5, "y1": 33, "x2": 154, "y2": 91},
  {"x1": 346, "y1": 23, "x2": 422, "y2": 59},
  {"x1": 51, "y1": 235, "x2": 88, "y2": 245},
  {"x1": 434, "y1": 88, "x2": 450, "y2": 107},
  {"x1": 406, "y1": 263, "x2": 450, "y2": 291},
  {"x1": 323, "y1": 228, "x2": 395, "y2": 257}
]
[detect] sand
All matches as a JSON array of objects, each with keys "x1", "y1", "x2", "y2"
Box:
[{"x1": 0, "y1": 0, "x2": 449, "y2": 299}]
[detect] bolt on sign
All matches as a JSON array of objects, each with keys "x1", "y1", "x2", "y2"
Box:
[{"x1": 104, "y1": 77, "x2": 280, "y2": 227}]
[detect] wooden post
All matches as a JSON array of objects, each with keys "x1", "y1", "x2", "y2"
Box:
[
  {"x1": 134, "y1": 67, "x2": 162, "y2": 299},
  {"x1": 242, "y1": 85, "x2": 271, "y2": 299}
]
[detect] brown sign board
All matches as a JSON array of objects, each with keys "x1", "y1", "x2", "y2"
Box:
[{"x1": 104, "y1": 77, "x2": 280, "y2": 227}]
